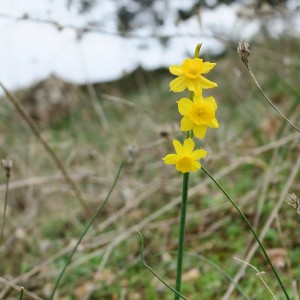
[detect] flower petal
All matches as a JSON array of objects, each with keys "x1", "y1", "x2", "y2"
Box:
[
  {"x1": 210, "y1": 118, "x2": 219, "y2": 128},
  {"x1": 199, "y1": 76, "x2": 218, "y2": 89},
  {"x1": 193, "y1": 125, "x2": 208, "y2": 139},
  {"x1": 181, "y1": 58, "x2": 193, "y2": 71},
  {"x1": 204, "y1": 96, "x2": 217, "y2": 110},
  {"x1": 191, "y1": 149, "x2": 207, "y2": 160},
  {"x1": 183, "y1": 138, "x2": 195, "y2": 154},
  {"x1": 180, "y1": 116, "x2": 194, "y2": 131},
  {"x1": 173, "y1": 139, "x2": 183, "y2": 154},
  {"x1": 192, "y1": 58, "x2": 203, "y2": 68},
  {"x1": 170, "y1": 76, "x2": 187, "y2": 92},
  {"x1": 201, "y1": 62, "x2": 216, "y2": 74},
  {"x1": 162, "y1": 154, "x2": 177, "y2": 164},
  {"x1": 178, "y1": 98, "x2": 193, "y2": 116},
  {"x1": 169, "y1": 65, "x2": 183, "y2": 76},
  {"x1": 193, "y1": 93, "x2": 204, "y2": 103},
  {"x1": 186, "y1": 78, "x2": 198, "y2": 92},
  {"x1": 191, "y1": 161, "x2": 201, "y2": 172}
]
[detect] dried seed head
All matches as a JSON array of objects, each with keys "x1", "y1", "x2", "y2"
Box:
[
  {"x1": 123, "y1": 144, "x2": 139, "y2": 164},
  {"x1": 1, "y1": 159, "x2": 13, "y2": 170},
  {"x1": 237, "y1": 39, "x2": 252, "y2": 65},
  {"x1": 286, "y1": 193, "x2": 300, "y2": 214}
]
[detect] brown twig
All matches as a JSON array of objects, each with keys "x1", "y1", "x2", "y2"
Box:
[
  {"x1": 237, "y1": 39, "x2": 300, "y2": 133},
  {"x1": 0, "y1": 159, "x2": 12, "y2": 246},
  {"x1": 0, "y1": 82, "x2": 91, "y2": 217},
  {"x1": 0, "y1": 276, "x2": 42, "y2": 300}
]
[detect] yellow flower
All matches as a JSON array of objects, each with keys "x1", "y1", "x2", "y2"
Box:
[
  {"x1": 178, "y1": 93, "x2": 219, "y2": 139},
  {"x1": 169, "y1": 58, "x2": 217, "y2": 93},
  {"x1": 163, "y1": 138, "x2": 207, "y2": 173}
]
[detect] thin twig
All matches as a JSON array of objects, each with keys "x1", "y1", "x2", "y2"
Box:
[
  {"x1": 0, "y1": 82, "x2": 91, "y2": 216},
  {"x1": 76, "y1": 46, "x2": 109, "y2": 129},
  {"x1": 0, "y1": 159, "x2": 12, "y2": 246},
  {"x1": 234, "y1": 257, "x2": 277, "y2": 299},
  {"x1": 49, "y1": 160, "x2": 124, "y2": 300},
  {"x1": 0, "y1": 277, "x2": 42, "y2": 300},
  {"x1": 253, "y1": 150, "x2": 279, "y2": 229},
  {"x1": 222, "y1": 155, "x2": 300, "y2": 300},
  {"x1": 202, "y1": 166, "x2": 290, "y2": 300},
  {"x1": 237, "y1": 40, "x2": 300, "y2": 133},
  {"x1": 248, "y1": 65, "x2": 300, "y2": 133}
]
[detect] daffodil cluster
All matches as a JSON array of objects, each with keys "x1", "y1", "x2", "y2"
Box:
[{"x1": 163, "y1": 45, "x2": 219, "y2": 173}]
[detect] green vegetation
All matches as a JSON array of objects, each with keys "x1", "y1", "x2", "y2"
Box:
[{"x1": 0, "y1": 37, "x2": 299, "y2": 299}]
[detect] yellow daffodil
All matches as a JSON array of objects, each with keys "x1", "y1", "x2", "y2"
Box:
[
  {"x1": 178, "y1": 93, "x2": 219, "y2": 139},
  {"x1": 169, "y1": 58, "x2": 217, "y2": 93},
  {"x1": 163, "y1": 138, "x2": 207, "y2": 173}
]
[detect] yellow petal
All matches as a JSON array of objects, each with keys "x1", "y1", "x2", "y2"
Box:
[
  {"x1": 192, "y1": 58, "x2": 203, "y2": 68},
  {"x1": 199, "y1": 76, "x2": 218, "y2": 89},
  {"x1": 181, "y1": 58, "x2": 193, "y2": 72},
  {"x1": 210, "y1": 118, "x2": 219, "y2": 128},
  {"x1": 193, "y1": 125, "x2": 208, "y2": 138},
  {"x1": 201, "y1": 62, "x2": 216, "y2": 74},
  {"x1": 173, "y1": 139, "x2": 183, "y2": 154},
  {"x1": 178, "y1": 98, "x2": 193, "y2": 116},
  {"x1": 193, "y1": 93, "x2": 204, "y2": 103},
  {"x1": 204, "y1": 96, "x2": 217, "y2": 110},
  {"x1": 180, "y1": 116, "x2": 194, "y2": 131},
  {"x1": 182, "y1": 138, "x2": 195, "y2": 154},
  {"x1": 169, "y1": 65, "x2": 183, "y2": 76},
  {"x1": 163, "y1": 154, "x2": 177, "y2": 164},
  {"x1": 186, "y1": 78, "x2": 198, "y2": 92},
  {"x1": 170, "y1": 76, "x2": 187, "y2": 92},
  {"x1": 191, "y1": 149, "x2": 207, "y2": 160},
  {"x1": 191, "y1": 161, "x2": 201, "y2": 172}
]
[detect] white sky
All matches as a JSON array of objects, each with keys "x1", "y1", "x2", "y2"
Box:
[{"x1": 0, "y1": 0, "x2": 297, "y2": 93}]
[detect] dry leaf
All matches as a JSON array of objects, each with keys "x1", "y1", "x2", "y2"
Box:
[
  {"x1": 182, "y1": 268, "x2": 200, "y2": 282},
  {"x1": 266, "y1": 248, "x2": 287, "y2": 269}
]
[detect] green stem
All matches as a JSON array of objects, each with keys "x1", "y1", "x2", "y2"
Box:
[
  {"x1": 49, "y1": 160, "x2": 124, "y2": 300},
  {"x1": 201, "y1": 166, "x2": 290, "y2": 300},
  {"x1": 194, "y1": 44, "x2": 201, "y2": 58},
  {"x1": 137, "y1": 231, "x2": 188, "y2": 300},
  {"x1": 174, "y1": 172, "x2": 190, "y2": 300},
  {"x1": 19, "y1": 287, "x2": 24, "y2": 300}
]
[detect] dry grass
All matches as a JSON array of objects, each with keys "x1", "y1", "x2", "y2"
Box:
[{"x1": 0, "y1": 37, "x2": 300, "y2": 299}]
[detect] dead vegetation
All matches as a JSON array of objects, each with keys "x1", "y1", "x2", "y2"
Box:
[{"x1": 0, "y1": 37, "x2": 300, "y2": 299}]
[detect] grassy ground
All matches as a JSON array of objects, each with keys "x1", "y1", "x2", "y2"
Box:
[{"x1": 0, "y1": 36, "x2": 300, "y2": 300}]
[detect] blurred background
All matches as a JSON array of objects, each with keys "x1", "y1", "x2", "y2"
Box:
[
  {"x1": 0, "y1": 0, "x2": 300, "y2": 299},
  {"x1": 0, "y1": 0, "x2": 299, "y2": 90}
]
